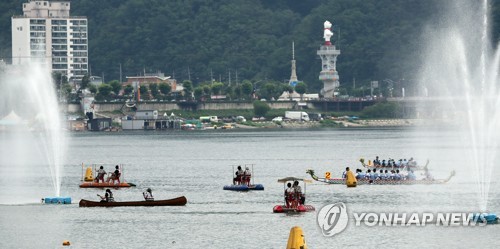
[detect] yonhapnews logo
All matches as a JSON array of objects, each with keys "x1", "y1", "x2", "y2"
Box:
[
  {"x1": 317, "y1": 202, "x2": 491, "y2": 237},
  {"x1": 317, "y1": 202, "x2": 348, "y2": 237}
]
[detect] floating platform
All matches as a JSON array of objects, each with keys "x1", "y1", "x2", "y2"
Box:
[
  {"x1": 43, "y1": 197, "x2": 71, "y2": 204},
  {"x1": 223, "y1": 184, "x2": 264, "y2": 191},
  {"x1": 273, "y1": 205, "x2": 315, "y2": 213},
  {"x1": 79, "y1": 182, "x2": 136, "y2": 188}
]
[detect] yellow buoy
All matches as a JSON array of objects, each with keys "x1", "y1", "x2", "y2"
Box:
[
  {"x1": 62, "y1": 240, "x2": 71, "y2": 246},
  {"x1": 84, "y1": 167, "x2": 94, "y2": 182},
  {"x1": 286, "y1": 226, "x2": 307, "y2": 249},
  {"x1": 346, "y1": 170, "x2": 357, "y2": 187}
]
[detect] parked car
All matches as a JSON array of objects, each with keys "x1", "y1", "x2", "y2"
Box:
[{"x1": 272, "y1": 116, "x2": 283, "y2": 122}]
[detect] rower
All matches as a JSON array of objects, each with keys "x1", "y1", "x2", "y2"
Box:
[
  {"x1": 98, "y1": 189, "x2": 114, "y2": 202},
  {"x1": 143, "y1": 188, "x2": 154, "y2": 201}
]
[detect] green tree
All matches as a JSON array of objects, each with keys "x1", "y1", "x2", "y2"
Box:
[
  {"x1": 159, "y1": 83, "x2": 171, "y2": 95},
  {"x1": 283, "y1": 84, "x2": 294, "y2": 101},
  {"x1": 88, "y1": 84, "x2": 98, "y2": 94},
  {"x1": 109, "y1": 80, "x2": 122, "y2": 95},
  {"x1": 294, "y1": 82, "x2": 307, "y2": 100},
  {"x1": 80, "y1": 74, "x2": 90, "y2": 90},
  {"x1": 98, "y1": 84, "x2": 113, "y2": 97},
  {"x1": 211, "y1": 82, "x2": 224, "y2": 95},
  {"x1": 139, "y1": 84, "x2": 150, "y2": 100},
  {"x1": 194, "y1": 86, "x2": 204, "y2": 100},
  {"x1": 241, "y1": 82, "x2": 253, "y2": 100},
  {"x1": 203, "y1": 85, "x2": 211, "y2": 97},
  {"x1": 182, "y1": 80, "x2": 193, "y2": 99},
  {"x1": 123, "y1": 84, "x2": 134, "y2": 95},
  {"x1": 253, "y1": 100, "x2": 270, "y2": 117},
  {"x1": 149, "y1": 83, "x2": 160, "y2": 99}
]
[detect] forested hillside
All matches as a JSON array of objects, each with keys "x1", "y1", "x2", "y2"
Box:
[{"x1": 1, "y1": 0, "x2": 499, "y2": 93}]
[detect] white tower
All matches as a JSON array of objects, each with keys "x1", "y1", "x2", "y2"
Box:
[
  {"x1": 289, "y1": 41, "x2": 298, "y2": 87},
  {"x1": 317, "y1": 20, "x2": 340, "y2": 98},
  {"x1": 12, "y1": 0, "x2": 88, "y2": 82}
]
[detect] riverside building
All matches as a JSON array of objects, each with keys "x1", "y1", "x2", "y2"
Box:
[{"x1": 12, "y1": 0, "x2": 88, "y2": 83}]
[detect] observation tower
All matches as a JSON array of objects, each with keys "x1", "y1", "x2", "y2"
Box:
[{"x1": 317, "y1": 20, "x2": 341, "y2": 98}]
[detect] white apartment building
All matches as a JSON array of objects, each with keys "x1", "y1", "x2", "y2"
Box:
[{"x1": 12, "y1": 0, "x2": 88, "y2": 82}]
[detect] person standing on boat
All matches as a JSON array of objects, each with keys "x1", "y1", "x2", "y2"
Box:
[
  {"x1": 342, "y1": 167, "x2": 349, "y2": 179},
  {"x1": 373, "y1": 156, "x2": 381, "y2": 167},
  {"x1": 95, "y1": 166, "x2": 106, "y2": 183},
  {"x1": 98, "y1": 189, "x2": 114, "y2": 202},
  {"x1": 285, "y1": 182, "x2": 294, "y2": 208},
  {"x1": 243, "y1": 167, "x2": 252, "y2": 186},
  {"x1": 233, "y1": 166, "x2": 244, "y2": 185},
  {"x1": 143, "y1": 188, "x2": 154, "y2": 201}
]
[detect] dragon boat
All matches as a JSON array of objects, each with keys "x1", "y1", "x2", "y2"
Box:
[{"x1": 306, "y1": 169, "x2": 455, "y2": 185}]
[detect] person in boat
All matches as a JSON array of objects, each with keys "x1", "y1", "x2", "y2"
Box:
[
  {"x1": 355, "y1": 169, "x2": 365, "y2": 180},
  {"x1": 284, "y1": 182, "x2": 294, "y2": 208},
  {"x1": 407, "y1": 170, "x2": 417, "y2": 180},
  {"x1": 95, "y1": 166, "x2": 106, "y2": 183},
  {"x1": 381, "y1": 160, "x2": 386, "y2": 167},
  {"x1": 107, "y1": 165, "x2": 121, "y2": 184},
  {"x1": 98, "y1": 189, "x2": 114, "y2": 202},
  {"x1": 143, "y1": 188, "x2": 154, "y2": 201},
  {"x1": 342, "y1": 167, "x2": 349, "y2": 179},
  {"x1": 408, "y1": 157, "x2": 417, "y2": 168},
  {"x1": 378, "y1": 169, "x2": 385, "y2": 180},
  {"x1": 243, "y1": 166, "x2": 252, "y2": 186},
  {"x1": 373, "y1": 156, "x2": 381, "y2": 167},
  {"x1": 394, "y1": 169, "x2": 402, "y2": 180},
  {"x1": 233, "y1": 166, "x2": 244, "y2": 185},
  {"x1": 293, "y1": 180, "x2": 304, "y2": 205}
]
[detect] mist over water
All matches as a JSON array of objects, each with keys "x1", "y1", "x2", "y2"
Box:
[
  {"x1": 0, "y1": 63, "x2": 66, "y2": 203},
  {"x1": 418, "y1": 0, "x2": 500, "y2": 211}
]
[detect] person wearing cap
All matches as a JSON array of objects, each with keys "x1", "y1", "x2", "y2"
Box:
[
  {"x1": 243, "y1": 167, "x2": 252, "y2": 186},
  {"x1": 143, "y1": 188, "x2": 154, "y2": 201}
]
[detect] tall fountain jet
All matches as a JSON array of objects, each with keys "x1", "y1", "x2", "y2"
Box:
[
  {"x1": 418, "y1": 0, "x2": 500, "y2": 212},
  {"x1": 0, "y1": 63, "x2": 67, "y2": 204}
]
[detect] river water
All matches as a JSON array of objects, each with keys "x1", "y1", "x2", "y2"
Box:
[{"x1": 1, "y1": 128, "x2": 499, "y2": 248}]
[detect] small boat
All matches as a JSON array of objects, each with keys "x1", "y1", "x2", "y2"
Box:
[
  {"x1": 79, "y1": 182, "x2": 136, "y2": 188},
  {"x1": 306, "y1": 169, "x2": 455, "y2": 185},
  {"x1": 223, "y1": 164, "x2": 264, "y2": 191},
  {"x1": 223, "y1": 184, "x2": 264, "y2": 191},
  {"x1": 79, "y1": 196, "x2": 187, "y2": 207},
  {"x1": 273, "y1": 177, "x2": 315, "y2": 213},
  {"x1": 79, "y1": 163, "x2": 136, "y2": 188}
]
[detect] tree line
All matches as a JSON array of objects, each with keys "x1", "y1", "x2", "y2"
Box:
[{"x1": 2, "y1": 0, "x2": 500, "y2": 97}]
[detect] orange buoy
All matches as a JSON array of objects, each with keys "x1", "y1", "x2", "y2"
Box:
[{"x1": 62, "y1": 240, "x2": 71, "y2": 246}]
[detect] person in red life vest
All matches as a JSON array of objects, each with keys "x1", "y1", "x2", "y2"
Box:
[
  {"x1": 284, "y1": 182, "x2": 295, "y2": 208},
  {"x1": 94, "y1": 166, "x2": 106, "y2": 183},
  {"x1": 107, "y1": 165, "x2": 121, "y2": 184},
  {"x1": 243, "y1": 167, "x2": 252, "y2": 186},
  {"x1": 233, "y1": 166, "x2": 244, "y2": 185}
]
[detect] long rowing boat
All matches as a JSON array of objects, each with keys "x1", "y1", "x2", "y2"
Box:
[
  {"x1": 79, "y1": 196, "x2": 187, "y2": 207},
  {"x1": 306, "y1": 169, "x2": 455, "y2": 185}
]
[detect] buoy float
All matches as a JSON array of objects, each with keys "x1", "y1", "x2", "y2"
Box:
[
  {"x1": 346, "y1": 170, "x2": 357, "y2": 187},
  {"x1": 62, "y1": 240, "x2": 71, "y2": 246},
  {"x1": 286, "y1": 226, "x2": 307, "y2": 249},
  {"x1": 84, "y1": 167, "x2": 94, "y2": 182}
]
